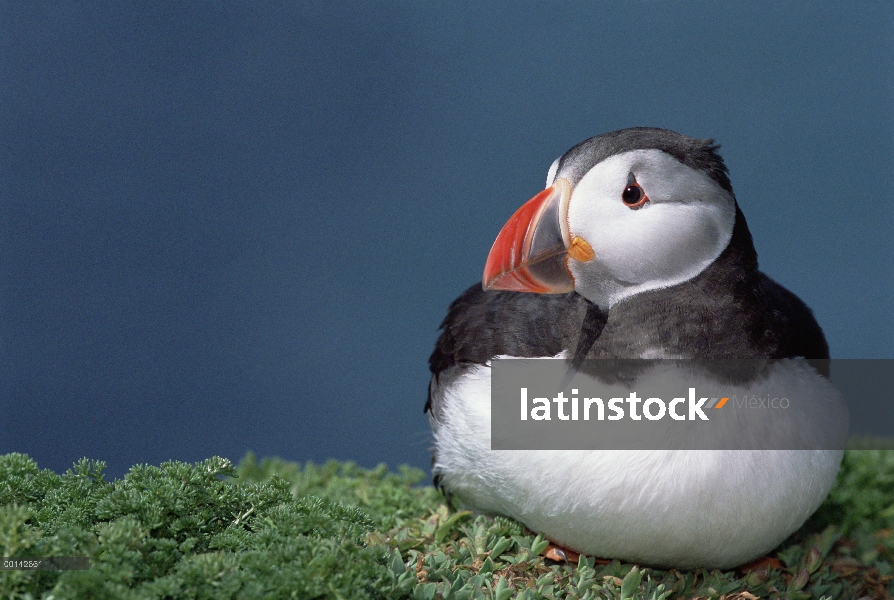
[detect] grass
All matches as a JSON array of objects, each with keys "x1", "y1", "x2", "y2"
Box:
[{"x1": 0, "y1": 450, "x2": 891, "y2": 599}]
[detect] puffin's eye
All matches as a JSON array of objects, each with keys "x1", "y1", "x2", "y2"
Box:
[{"x1": 622, "y1": 173, "x2": 648, "y2": 208}]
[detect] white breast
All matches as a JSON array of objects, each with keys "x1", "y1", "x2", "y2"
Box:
[{"x1": 429, "y1": 359, "x2": 844, "y2": 569}]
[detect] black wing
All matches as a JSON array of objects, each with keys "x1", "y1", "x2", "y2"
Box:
[
  {"x1": 425, "y1": 283, "x2": 593, "y2": 413},
  {"x1": 760, "y1": 273, "x2": 830, "y2": 370}
]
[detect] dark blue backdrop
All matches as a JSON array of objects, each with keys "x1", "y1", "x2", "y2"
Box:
[{"x1": 2, "y1": 2, "x2": 892, "y2": 477}]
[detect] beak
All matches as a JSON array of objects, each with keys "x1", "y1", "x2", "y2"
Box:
[{"x1": 483, "y1": 178, "x2": 576, "y2": 293}]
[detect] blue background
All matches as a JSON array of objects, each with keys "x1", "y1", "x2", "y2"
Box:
[{"x1": 2, "y1": 2, "x2": 892, "y2": 477}]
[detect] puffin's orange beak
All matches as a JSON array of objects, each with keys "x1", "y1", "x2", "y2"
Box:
[{"x1": 483, "y1": 178, "x2": 581, "y2": 293}]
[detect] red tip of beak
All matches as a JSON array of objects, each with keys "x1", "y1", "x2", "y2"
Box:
[{"x1": 483, "y1": 180, "x2": 574, "y2": 294}]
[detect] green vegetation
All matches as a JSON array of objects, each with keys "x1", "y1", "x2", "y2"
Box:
[{"x1": 0, "y1": 450, "x2": 892, "y2": 599}]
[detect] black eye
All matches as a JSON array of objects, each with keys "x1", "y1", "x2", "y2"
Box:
[
  {"x1": 622, "y1": 173, "x2": 648, "y2": 208},
  {"x1": 622, "y1": 185, "x2": 642, "y2": 205}
]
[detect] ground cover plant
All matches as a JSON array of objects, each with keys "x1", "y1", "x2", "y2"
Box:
[{"x1": 0, "y1": 449, "x2": 892, "y2": 599}]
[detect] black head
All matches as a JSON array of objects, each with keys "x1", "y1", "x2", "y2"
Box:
[{"x1": 550, "y1": 127, "x2": 734, "y2": 195}]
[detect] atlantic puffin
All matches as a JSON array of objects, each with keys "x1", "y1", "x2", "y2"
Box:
[{"x1": 425, "y1": 127, "x2": 845, "y2": 569}]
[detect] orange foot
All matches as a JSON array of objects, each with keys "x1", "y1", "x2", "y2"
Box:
[
  {"x1": 738, "y1": 555, "x2": 785, "y2": 573},
  {"x1": 542, "y1": 543, "x2": 580, "y2": 563}
]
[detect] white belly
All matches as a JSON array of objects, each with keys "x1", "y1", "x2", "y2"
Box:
[{"x1": 430, "y1": 360, "x2": 844, "y2": 569}]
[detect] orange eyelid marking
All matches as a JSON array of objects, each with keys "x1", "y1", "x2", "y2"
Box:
[{"x1": 568, "y1": 236, "x2": 595, "y2": 262}]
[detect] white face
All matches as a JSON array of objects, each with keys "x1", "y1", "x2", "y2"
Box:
[{"x1": 561, "y1": 149, "x2": 736, "y2": 308}]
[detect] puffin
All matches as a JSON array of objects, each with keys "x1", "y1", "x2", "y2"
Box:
[{"x1": 425, "y1": 127, "x2": 845, "y2": 569}]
